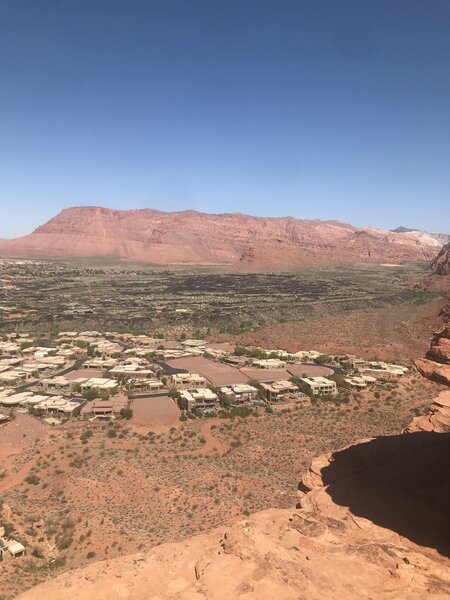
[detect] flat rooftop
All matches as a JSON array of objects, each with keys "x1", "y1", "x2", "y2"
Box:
[{"x1": 65, "y1": 369, "x2": 104, "y2": 380}]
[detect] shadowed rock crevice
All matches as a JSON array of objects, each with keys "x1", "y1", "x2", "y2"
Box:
[{"x1": 320, "y1": 432, "x2": 450, "y2": 557}]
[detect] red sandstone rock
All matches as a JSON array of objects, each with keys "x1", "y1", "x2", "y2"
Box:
[
  {"x1": 414, "y1": 294, "x2": 450, "y2": 384},
  {"x1": 0, "y1": 206, "x2": 438, "y2": 269},
  {"x1": 428, "y1": 335, "x2": 450, "y2": 363},
  {"x1": 18, "y1": 430, "x2": 450, "y2": 600},
  {"x1": 431, "y1": 242, "x2": 450, "y2": 276},
  {"x1": 406, "y1": 390, "x2": 450, "y2": 433},
  {"x1": 414, "y1": 358, "x2": 450, "y2": 386}
]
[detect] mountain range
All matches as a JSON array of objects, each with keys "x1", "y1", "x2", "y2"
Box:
[
  {"x1": 391, "y1": 226, "x2": 450, "y2": 247},
  {"x1": 0, "y1": 206, "x2": 441, "y2": 269}
]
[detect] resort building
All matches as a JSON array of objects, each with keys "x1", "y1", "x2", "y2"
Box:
[
  {"x1": 34, "y1": 396, "x2": 82, "y2": 416},
  {"x1": 260, "y1": 380, "x2": 300, "y2": 402},
  {"x1": 80, "y1": 395, "x2": 129, "y2": 420},
  {"x1": 125, "y1": 378, "x2": 165, "y2": 392},
  {"x1": 252, "y1": 358, "x2": 286, "y2": 369},
  {"x1": 180, "y1": 388, "x2": 218, "y2": 411},
  {"x1": 170, "y1": 373, "x2": 207, "y2": 389},
  {"x1": 300, "y1": 377, "x2": 337, "y2": 395},
  {"x1": 219, "y1": 384, "x2": 259, "y2": 403}
]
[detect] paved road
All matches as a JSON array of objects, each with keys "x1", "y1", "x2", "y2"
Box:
[{"x1": 155, "y1": 361, "x2": 189, "y2": 376}]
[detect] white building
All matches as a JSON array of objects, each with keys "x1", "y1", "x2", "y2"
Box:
[
  {"x1": 170, "y1": 373, "x2": 207, "y2": 389},
  {"x1": 219, "y1": 384, "x2": 258, "y2": 403},
  {"x1": 252, "y1": 358, "x2": 286, "y2": 369},
  {"x1": 300, "y1": 377, "x2": 337, "y2": 395},
  {"x1": 362, "y1": 362, "x2": 409, "y2": 381},
  {"x1": 40, "y1": 376, "x2": 72, "y2": 392},
  {"x1": 35, "y1": 396, "x2": 81, "y2": 416},
  {"x1": 78, "y1": 377, "x2": 118, "y2": 392},
  {"x1": 109, "y1": 364, "x2": 155, "y2": 378},
  {"x1": 344, "y1": 375, "x2": 377, "y2": 390},
  {"x1": 0, "y1": 370, "x2": 28, "y2": 386},
  {"x1": 292, "y1": 350, "x2": 322, "y2": 361},
  {"x1": 83, "y1": 357, "x2": 118, "y2": 369},
  {"x1": 180, "y1": 388, "x2": 218, "y2": 410},
  {"x1": 125, "y1": 378, "x2": 165, "y2": 392},
  {"x1": 261, "y1": 380, "x2": 299, "y2": 402}
]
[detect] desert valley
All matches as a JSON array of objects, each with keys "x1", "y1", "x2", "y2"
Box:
[
  {"x1": 0, "y1": 210, "x2": 448, "y2": 599},
  {"x1": 3, "y1": 3, "x2": 450, "y2": 597}
]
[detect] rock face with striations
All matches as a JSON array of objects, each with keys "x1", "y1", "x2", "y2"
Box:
[
  {"x1": 406, "y1": 390, "x2": 450, "y2": 433},
  {"x1": 414, "y1": 243, "x2": 450, "y2": 384},
  {"x1": 414, "y1": 304, "x2": 450, "y2": 386},
  {"x1": 0, "y1": 206, "x2": 438, "y2": 270},
  {"x1": 431, "y1": 242, "x2": 450, "y2": 276}
]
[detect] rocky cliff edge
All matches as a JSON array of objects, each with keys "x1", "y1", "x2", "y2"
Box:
[{"x1": 18, "y1": 427, "x2": 450, "y2": 600}]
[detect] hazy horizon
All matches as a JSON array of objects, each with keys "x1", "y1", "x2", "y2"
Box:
[{"x1": 1, "y1": 0, "x2": 450, "y2": 237}]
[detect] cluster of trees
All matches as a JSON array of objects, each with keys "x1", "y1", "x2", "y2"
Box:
[
  {"x1": 288, "y1": 376, "x2": 314, "y2": 397},
  {"x1": 234, "y1": 346, "x2": 281, "y2": 360},
  {"x1": 246, "y1": 380, "x2": 267, "y2": 400},
  {"x1": 120, "y1": 407, "x2": 133, "y2": 420},
  {"x1": 219, "y1": 320, "x2": 256, "y2": 335},
  {"x1": 314, "y1": 354, "x2": 331, "y2": 365},
  {"x1": 74, "y1": 386, "x2": 118, "y2": 401}
]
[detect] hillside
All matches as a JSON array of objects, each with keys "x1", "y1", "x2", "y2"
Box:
[
  {"x1": 0, "y1": 206, "x2": 438, "y2": 269},
  {"x1": 391, "y1": 226, "x2": 449, "y2": 247},
  {"x1": 18, "y1": 428, "x2": 450, "y2": 600}
]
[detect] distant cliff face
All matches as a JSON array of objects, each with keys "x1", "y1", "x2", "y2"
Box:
[
  {"x1": 391, "y1": 226, "x2": 449, "y2": 247},
  {"x1": 431, "y1": 242, "x2": 450, "y2": 276},
  {"x1": 0, "y1": 206, "x2": 438, "y2": 269}
]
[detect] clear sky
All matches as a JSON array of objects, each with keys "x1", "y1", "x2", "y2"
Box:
[{"x1": 1, "y1": 0, "x2": 449, "y2": 238}]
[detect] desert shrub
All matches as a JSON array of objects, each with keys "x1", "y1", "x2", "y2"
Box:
[
  {"x1": 55, "y1": 529, "x2": 73, "y2": 551},
  {"x1": 120, "y1": 408, "x2": 133, "y2": 420},
  {"x1": 25, "y1": 474, "x2": 40, "y2": 485}
]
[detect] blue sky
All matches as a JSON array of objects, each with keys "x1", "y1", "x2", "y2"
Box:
[{"x1": 1, "y1": 0, "x2": 449, "y2": 237}]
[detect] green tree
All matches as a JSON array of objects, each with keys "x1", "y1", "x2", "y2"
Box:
[
  {"x1": 248, "y1": 379, "x2": 266, "y2": 400},
  {"x1": 120, "y1": 408, "x2": 133, "y2": 420},
  {"x1": 331, "y1": 374, "x2": 348, "y2": 388},
  {"x1": 314, "y1": 354, "x2": 332, "y2": 365},
  {"x1": 234, "y1": 346, "x2": 247, "y2": 356},
  {"x1": 289, "y1": 376, "x2": 314, "y2": 397},
  {"x1": 249, "y1": 349, "x2": 267, "y2": 359},
  {"x1": 83, "y1": 389, "x2": 99, "y2": 401}
]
